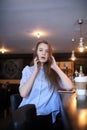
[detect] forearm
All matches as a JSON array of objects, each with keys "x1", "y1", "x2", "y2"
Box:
[
  {"x1": 19, "y1": 71, "x2": 37, "y2": 98},
  {"x1": 54, "y1": 65, "x2": 74, "y2": 90}
]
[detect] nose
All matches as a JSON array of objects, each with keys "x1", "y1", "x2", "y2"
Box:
[{"x1": 42, "y1": 50, "x2": 46, "y2": 55}]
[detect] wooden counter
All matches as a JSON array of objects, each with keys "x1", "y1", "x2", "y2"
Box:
[{"x1": 59, "y1": 91, "x2": 87, "y2": 130}]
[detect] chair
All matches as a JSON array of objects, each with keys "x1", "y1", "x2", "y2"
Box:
[
  {"x1": 7, "y1": 94, "x2": 37, "y2": 130},
  {"x1": 0, "y1": 87, "x2": 10, "y2": 119},
  {"x1": 10, "y1": 93, "x2": 22, "y2": 113}
]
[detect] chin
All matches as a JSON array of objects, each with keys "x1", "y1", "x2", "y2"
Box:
[{"x1": 40, "y1": 60, "x2": 47, "y2": 63}]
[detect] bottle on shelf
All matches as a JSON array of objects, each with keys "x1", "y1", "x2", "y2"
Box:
[
  {"x1": 74, "y1": 70, "x2": 79, "y2": 77},
  {"x1": 79, "y1": 66, "x2": 84, "y2": 77}
]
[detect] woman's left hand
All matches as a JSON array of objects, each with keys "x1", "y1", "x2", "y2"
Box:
[{"x1": 51, "y1": 56, "x2": 58, "y2": 70}]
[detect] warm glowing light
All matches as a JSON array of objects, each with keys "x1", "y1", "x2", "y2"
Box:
[
  {"x1": 70, "y1": 50, "x2": 76, "y2": 61},
  {"x1": 0, "y1": 47, "x2": 9, "y2": 53},
  {"x1": 78, "y1": 110, "x2": 87, "y2": 127},
  {"x1": 31, "y1": 30, "x2": 48, "y2": 38},
  {"x1": 78, "y1": 37, "x2": 84, "y2": 52},
  {"x1": 78, "y1": 46, "x2": 84, "y2": 52},
  {"x1": 69, "y1": 94, "x2": 77, "y2": 112},
  {"x1": 77, "y1": 19, "x2": 85, "y2": 52},
  {"x1": 28, "y1": 29, "x2": 51, "y2": 39},
  {"x1": 79, "y1": 47, "x2": 84, "y2": 52},
  {"x1": 34, "y1": 31, "x2": 43, "y2": 38},
  {"x1": 85, "y1": 46, "x2": 87, "y2": 49},
  {"x1": 36, "y1": 32, "x2": 41, "y2": 38}
]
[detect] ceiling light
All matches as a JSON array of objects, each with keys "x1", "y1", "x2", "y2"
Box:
[
  {"x1": 78, "y1": 37, "x2": 84, "y2": 52},
  {"x1": 33, "y1": 32, "x2": 42, "y2": 38},
  {"x1": 0, "y1": 47, "x2": 10, "y2": 54},
  {"x1": 70, "y1": 50, "x2": 76, "y2": 61},
  {"x1": 78, "y1": 19, "x2": 85, "y2": 52},
  {"x1": 70, "y1": 38, "x2": 76, "y2": 61},
  {"x1": 0, "y1": 48, "x2": 6, "y2": 53},
  {"x1": 36, "y1": 32, "x2": 41, "y2": 38}
]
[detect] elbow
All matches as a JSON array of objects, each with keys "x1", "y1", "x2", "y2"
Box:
[
  {"x1": 19, "y1": 88, "x2": 27, "y2": 98},
  {"x1": 19, "y1": 92, "x2": 26, "y2": 98},
  {"x1": 61, "y1": 80, "x2": 74, "y2": 90},
  {"x1": 67, "y1": 82, "x2": 74, "y2": 90}
]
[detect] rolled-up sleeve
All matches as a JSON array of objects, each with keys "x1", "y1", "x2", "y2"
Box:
[{"x1": 19, "y1": 66, "x2": 33, "y2": 88}]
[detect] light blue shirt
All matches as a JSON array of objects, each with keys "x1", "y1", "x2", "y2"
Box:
[{"x1": 19, "y1": 65, "x2": 63, "y2": 123}]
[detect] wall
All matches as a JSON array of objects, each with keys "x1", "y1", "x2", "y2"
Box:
[
  {"x1": 0, "y1": 52, "x2": 87, "y2": 84},
  {"x1": 0, "y1": 54, "x2": 32, "y2": 84}
]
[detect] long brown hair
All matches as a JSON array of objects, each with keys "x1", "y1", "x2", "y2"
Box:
[{"x1": 30, "y1": 40, "x2": 60, "y2": 89}]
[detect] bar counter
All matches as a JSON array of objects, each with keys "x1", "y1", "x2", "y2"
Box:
[{"x1": 59, "y1": 91, "x2": 87, "y2": 130}]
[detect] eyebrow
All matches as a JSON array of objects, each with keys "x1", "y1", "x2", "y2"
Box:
[
  {"x1": 39, "y1": 48, "x2": 49, "y2": 51},
  {"x1": 39, "y1": 47, "x2": 48, "y2": 50}
]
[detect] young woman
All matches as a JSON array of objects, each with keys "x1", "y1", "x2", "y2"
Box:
[{"x1": 19, "y1": 40, "x2": 74, "y2": 129}]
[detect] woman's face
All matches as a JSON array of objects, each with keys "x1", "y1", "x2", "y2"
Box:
[{"x1": 37, "y1": 43, "x2": 49, "y2": 64}]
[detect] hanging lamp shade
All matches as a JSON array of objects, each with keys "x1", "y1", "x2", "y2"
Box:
[
  {"x1": 70, "y1": 50, "x2": 76, "y2": 61},
  {"x1": 70, "y1": 38, "x2": 76, "y2": 61},
  {"x1": 78, "y1": 37, "x2": 84, "y2": 52},
  {"x1": 78, "y1": 19, "x2": 85, "y2": 52}
]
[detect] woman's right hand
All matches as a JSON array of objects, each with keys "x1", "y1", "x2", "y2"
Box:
[{"x1": 34, "y1": 57, "x2": 40, "y2": 73}]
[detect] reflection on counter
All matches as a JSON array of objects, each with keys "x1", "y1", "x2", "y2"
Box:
[
  {"x1": 78, "y1": 110, "x2": 87, "y2": 129},
  {"x1": 59, "y1": 92, "x2": 87, "y2": 130},
  {"x1": 77, "y1": 96, "x2": 87, "y2": 109}
]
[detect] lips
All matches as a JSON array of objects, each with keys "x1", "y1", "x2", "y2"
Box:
[
  {"x1": 41, "y1": 57, "x2": 45, "y2": 59},
  {"x1": 40, "y1": 57, "x2": 46, "y2": 61}
]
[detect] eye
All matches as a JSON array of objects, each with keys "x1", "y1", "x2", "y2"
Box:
[
  {"x1": 39, "y1": 49, "x2": 42, "y2": 51},
  {"x1": 46, "y1": 50, "x2": 49, "y2": 53}
]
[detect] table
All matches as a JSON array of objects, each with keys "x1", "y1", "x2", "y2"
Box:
[{"x1": 59, "y1": 91, "x2": 87, "y2": 130}]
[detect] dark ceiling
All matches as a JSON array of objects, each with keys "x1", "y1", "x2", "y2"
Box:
[{"x1": 0, "y1": 0, "x2": 87, "y2": 54}]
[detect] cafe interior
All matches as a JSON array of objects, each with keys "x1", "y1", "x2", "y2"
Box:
[{"x1": 0, "y1": 0, "x2": 87, "y2": 130}]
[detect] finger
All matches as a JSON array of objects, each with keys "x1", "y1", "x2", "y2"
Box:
[
  {"x1": 51, "y1": 56, "x2": 54, "y2": 62},
  {"x1": 34, "y1": 57, "x2": 39, "y2": 64},
  {"x1": 34, "y1": 57, "x2": 37, "y2": 61}
]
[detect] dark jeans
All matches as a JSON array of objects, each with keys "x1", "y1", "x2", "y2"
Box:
[
  {"x1": 53, "y1": 112, "x2": 64, "y2": 130},
  {"x1": 36, "y1": 113, "x2": 53, "y2": 129},
  {"x1": 36, "y1": 112, "x2": 64, "y2": 130}
]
